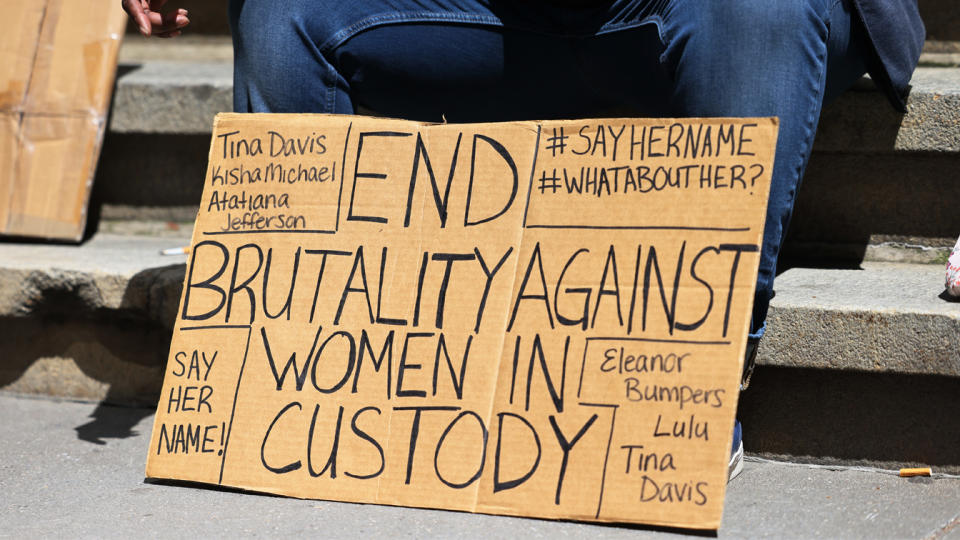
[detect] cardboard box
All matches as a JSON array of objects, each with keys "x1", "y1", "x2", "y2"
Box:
[
  {"x1": 146, "y1": 113, "x2": 778, "y2": 530},
  {"x1": 0, "y1": 0, "x2": 126, "y2": 240}
]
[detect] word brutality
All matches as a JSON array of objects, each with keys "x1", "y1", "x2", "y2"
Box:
[{"x1": 182, "y1": 240, "x2": 756, "y2": 338}]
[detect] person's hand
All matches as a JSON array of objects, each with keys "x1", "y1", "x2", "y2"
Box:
[{"x1": 121, "y1": 0, "x2": 190, "y2": 38}]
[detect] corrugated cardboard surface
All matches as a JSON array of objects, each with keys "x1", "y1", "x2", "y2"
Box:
[
  {"x1": 0, "y1": 0, "x2": 126, "y2": 240},
  {"x1": 146, "y1": 113, "x2": 777, "y2": 530}
]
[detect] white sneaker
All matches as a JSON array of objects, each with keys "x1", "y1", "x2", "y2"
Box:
[{"x1": 729, "y1": 420, "x2": 744, "y2": 482}]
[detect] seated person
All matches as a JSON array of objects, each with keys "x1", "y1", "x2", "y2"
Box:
[{"x1": 123, "y1": 0, "x2": 925, "y2": 480}]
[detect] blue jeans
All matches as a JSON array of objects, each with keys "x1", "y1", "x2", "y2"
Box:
[{"x1": 228, "y1": 0, "x2": 867, "y2": 339}]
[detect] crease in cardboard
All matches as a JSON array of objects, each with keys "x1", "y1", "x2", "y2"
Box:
[
  {"x1": 467, "y1": 121, "x2": 539, "y2": 515},
  {"x1": 23, "y1": 0, "x2": 58, "y2": 115},
  {"x1": 0, "y1": 3, "x2": 45, "y2": 113},
  {"x1": 372, "y1": 126, "x2": 434, "y2": 509}
]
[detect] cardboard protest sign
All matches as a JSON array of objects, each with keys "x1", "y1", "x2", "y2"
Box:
[
  {"x1": 146, "y1": 113, "x2": 777, "y2": 530},
  {"x1": 0, "y1": 0, "x2": 126, "y2": 240}
]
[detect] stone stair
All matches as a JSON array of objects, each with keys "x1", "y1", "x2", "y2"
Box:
[{"x1": 1, "y1": 4, "x2": 958, "y2": 472}]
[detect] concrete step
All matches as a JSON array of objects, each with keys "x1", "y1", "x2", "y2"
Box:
[
  {"x1": 786, "y1": 65, "x2": 960, "y2": 263},
  {"x1": 760, "y1": 262, "x2": 960, "y2": 377},
  {"x1": 744, "y1": 262, "x2": 960, "y2": 472},
  {"x1": 921, "y1": 0, "x2": 960, "y2": 42},
  {"x1": 1, "y1": 233, "x2": 957, "y2": 469},
  {"x1": 814, "y1": 68, "x2": 960, "y2": 154},
  {"x1": 0, "y1": 234, "x2": 184, "y2": 406},
  {"x1": 93, "y1": 41, "x2": 232, "y2": 224}
]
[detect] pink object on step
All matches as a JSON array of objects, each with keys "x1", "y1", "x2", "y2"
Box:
[{"x1": 947, "y1": 236, "x2": 960, "y2": 297}]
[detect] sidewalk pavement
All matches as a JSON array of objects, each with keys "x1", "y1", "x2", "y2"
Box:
[{"x1": 1, "y1": 394, "x2": 958, "y2": 539}]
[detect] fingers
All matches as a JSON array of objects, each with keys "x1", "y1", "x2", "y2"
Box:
[
  {"x1": 121, "y1": 0, "x2": 152, "y2": 36},
  {"x1": 122, "y1": 0, "x2": 189, "y2": 38},
  {"x1": 143, "y1": 8, "x2": 189, "y2": 36}
]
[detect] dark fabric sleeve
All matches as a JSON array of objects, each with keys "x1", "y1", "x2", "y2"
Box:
[{"x1": 850, "y1": 0, "x2": 925, "y2": 111}]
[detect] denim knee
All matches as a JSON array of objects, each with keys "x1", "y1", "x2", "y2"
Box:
[
  {"x1": 696, "y1": 0, "x2": 833, "y2": 40},
  {"x1": 233, "y1": 0, "x2": 354, "y2": 112}
]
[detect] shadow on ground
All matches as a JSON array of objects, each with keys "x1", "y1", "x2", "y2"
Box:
[{"x1": 75, "y1": 402, "x2": 155, "y2": 445}]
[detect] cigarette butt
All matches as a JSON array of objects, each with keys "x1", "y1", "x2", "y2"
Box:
[
  {"x1": 160, "y1": 246, "x2": 190, "y2": 256},
  {"x1": 899, "y1": 467, "x2": 932, "y2": 477}
]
